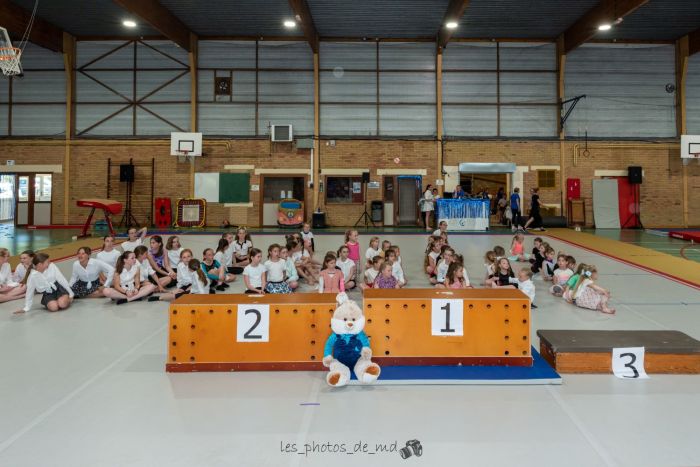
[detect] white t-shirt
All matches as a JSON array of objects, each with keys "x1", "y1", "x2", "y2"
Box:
[
  {"x1": 391, "y1": 261, "x2": 405, "y2": 284},
  {"x1": 0, "y1": 262, "x2": 18, "y2": 287},
  {"x1": 23, "y1": 264, "x2": 74, "y2": 312},
  {"x1": 292, "y1": 250, "x2": 303, "y2": 263},
  {"x1": 432, "y1": 229, "x2": 446, "y2": 237},
  {"x1": 233, "y1": 240, "x2": 253, "y2": 259},
  {"x1": 365, "y1": 247, "x2": 382, "y2": 261},
  {"x1": 137, "y1": 259, "x2": 155, "y2": 282},
  {"x1": 13, "y1": 263, "x2": 27, "y2": 284},
  {"x1": 364, "y1": 268, "x2": 379, "y2": 284},
  {"x1": 510, "y1": 278, "x2": 535, "y2": 303},
  {"x1": 214, "y1": 251, "x2": 228, "y2": 270},
  {"x1": 301, "y1": 231, "x2": 314, "y2": 242},
  {"x1": 553, "y1": 268, "x2": 574, "y2": 285},
  {"x1": 264, "y1": 259, "x2": 286, "y2": 283},
  {"x1": 118, "y1": 265, "x2": 139, "y2": 292},
  {"x1": 428, "y1": 250, "x2": 440, "y2": 265},
  {"x1": 120, "y1": 238, "x2": 143, "y2": 252},
  {"x1": 96, "y1": 249, "x2": 121, "y2": 268},
  {"x1": 436, "y1": 260, "x2": 449, "y2": 283},
  {"x1": 337, "y1": 257, "x2": 355, "y2": 281},
  {"x1": 176, "y1": 262, "x2": 192, "y2": 288},
  {"x1": 189, "y1": 270, "x2": 209, "y2": 294},
  {"x1": 243, "y1": 264, "x2": 266, "y2": 289},
  {"x1": 167, "y1": 248, "x2": 183, "y2": 268},
  {"x1": 69, "y1": 258, "x2": 115, "y2": 288},
  {"x1": 284, "y1": 257, "x2": 299, "y2": 282}
]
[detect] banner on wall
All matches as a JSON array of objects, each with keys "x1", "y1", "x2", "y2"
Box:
[{"x1": 592, "y1": 179, "x2": 621, "y2": 229}]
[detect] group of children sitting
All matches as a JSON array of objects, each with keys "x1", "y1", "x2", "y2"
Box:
[
  {"x1": 0, "y1": 221, "x2": 614, "y2": 315},
  {"x1": 477, "y1": 233, "x2": 615, "y2": 314}
]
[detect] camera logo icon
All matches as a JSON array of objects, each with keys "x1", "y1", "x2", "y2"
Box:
[{"x1": 398, "y1": 439, "x2": 423, "y2": 460}]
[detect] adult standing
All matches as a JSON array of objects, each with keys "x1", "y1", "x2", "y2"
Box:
[
  {"x1": 420, "y1": 184, "x2": 434, "y2": 231},
  {"x1": 524, "y1": 187, "x2": 545, "y2": 231},
  {"x1": 510, "y1": 187, "x2": 522, "y2": 231},
  {"x1": 495, "y1": 187, "x2": 505, "y2": 216}
]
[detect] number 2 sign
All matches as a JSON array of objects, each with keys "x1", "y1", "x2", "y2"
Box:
[
  {"x1": 431, "y1": 299, "x2": 463, "y2": 336},
  {"x1": 237, "y1": 304, "x2": 270, "y2": 342}
]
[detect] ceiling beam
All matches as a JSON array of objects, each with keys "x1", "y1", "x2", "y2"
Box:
[
  {"x1": 562, "y1": 0, "x2": 650, "y2": 54},
  {"x1": 437, "y1": 0, "x2": 471, "y2": 51},
  {"x1": 689, "y1": 29, "x2": 700, "y2": 56},
  {"x1": 112, "y1": 0, "x2": 193, "y2": 51},
  {"x1": 288, "y1": 0, "x2": 319, "y2": 53},
  {"x1": 0, "y1": 0, "x2": 63, "y2": 52}
]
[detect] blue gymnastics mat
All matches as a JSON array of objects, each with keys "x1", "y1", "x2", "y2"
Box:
[{"x1": 349, "y1": 348, "x2": 561, "y2": 386}]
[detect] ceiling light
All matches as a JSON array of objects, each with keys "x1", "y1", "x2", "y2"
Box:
[
  {"x1": 445, "y1": 21, "x2": 458, "y2": 29},
  {"x1": 284, "y1": 20, "x2": 296, "y2": 28},
  {"x1": 123, "y1": 20, "x2": 137, "y2": 28},
  {"x1": 598, "y1": 23, "x2": 612, "y2": 31}
]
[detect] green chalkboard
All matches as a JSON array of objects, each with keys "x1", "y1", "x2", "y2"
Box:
[{"x1": 219, "y1": 173, "x2": 250, "y2": 203}]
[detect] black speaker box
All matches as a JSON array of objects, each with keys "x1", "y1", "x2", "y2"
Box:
[
  {"x1": 362, "y1": 171, "x2": 370, "y2": 183},
  {"x1": 628, "y1": 166, "x2": 642, "y2": 184},
  {"x1": 120, "y1": 164, "x2": 135, "y2": 182}
]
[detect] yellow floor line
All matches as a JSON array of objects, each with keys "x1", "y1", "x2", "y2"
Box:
[{"x1": 546, "y1": 229, "x2": 700, "y2": 289}]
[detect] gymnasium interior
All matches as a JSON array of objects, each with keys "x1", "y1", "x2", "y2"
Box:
[{"x1": 1, "y1": 1, "x2": 700, "y2": 466}]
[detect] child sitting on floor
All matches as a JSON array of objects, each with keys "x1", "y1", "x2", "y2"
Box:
[
  {"x1": 434, "y1": 246, "x2": 455, "y2": 288},
  {"x1": 425, "y1": 236, "x2": 442, "y2": 281},
  {"x1": 493, "y1": 245, "x2": 506, "y2": 260},
  {"x1": 508, "y1": 233, "x2": 529, "y2": 262},
  {"x1": 506, "y1": 267, "x2": 537, "y2": 308},
  {"x1": 318, "y1": 253, "x2": 344, "y2": 293},
  {"x1": 445, "y1": 258, "x2": 472, "y2": 289},
  {"x1": 365, "y1": 236, "x2": 382, "y2": 269},
  {"x1": 336, "y1": 245, "x2": 357, "y2": 290},
  {"x1": 541, "y1": 246, "x2": 556, "y2": 280},
  {"x1": 571, "y1": 265, "x2": 615, "y2": 314},
  {"x1": 550, "y1": 254, "x2": 574, "y2": 296},
  {"x1": 492, "y1": 257, "x2": 515, "y2": 287},
  {"x1": 362, "y1": 256, "x2": 383, "y2": 289},
  {"x1": 483, "y1": 250, "x2": 497, "y2": 285},
  {"x1": 280, "y1": 246, "x2": 299, "y2": 291},
  {"x1": 374, "y1": 262, "x2": 399, "y2": 289},
  {"x1": 529, "y1": 237, "x2": 545, "y2": 272},
  {"x1": 385, "y1": 248, "x2": 406, "y2": 287},
  {"x1": 563, "y1": 263, "x2": 587, "y2": 303}
]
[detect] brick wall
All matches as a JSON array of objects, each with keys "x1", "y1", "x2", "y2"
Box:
[{"x1": 1, "y1": 138, "x2": 698, "y2": 228}]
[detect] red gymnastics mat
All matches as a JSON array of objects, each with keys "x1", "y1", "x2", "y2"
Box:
[{"x1": 669, "y1": 231, "x2": 700, "y2": 242}]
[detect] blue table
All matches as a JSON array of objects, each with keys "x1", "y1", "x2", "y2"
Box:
[{"x1": 436, "y1": 198, "x2": 490, "y2": 231}]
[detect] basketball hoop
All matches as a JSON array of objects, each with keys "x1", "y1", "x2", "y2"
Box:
[
  {"x1": 0, "y1": 47, "x2": 21, "y2": 76},
  {"x1": 177, "y1": 150, "x2": 191, "y2": 163}
]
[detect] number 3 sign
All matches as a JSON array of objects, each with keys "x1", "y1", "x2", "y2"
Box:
[
  {"x1": 237, "y1": 304, "x2": 270, "y2": 342},
  {"x1": 431, "y1": 299, "x2": 463, "y2": 336},
  {"x1": 612, "y1": 347, "x2": 649, "y2": 379}
]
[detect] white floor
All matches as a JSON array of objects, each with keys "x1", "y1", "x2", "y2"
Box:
[{"x1": 1, "y1": 233, "x2": 700, "y2": 467}]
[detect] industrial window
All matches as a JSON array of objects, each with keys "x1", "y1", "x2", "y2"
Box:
[
  {"x1": 325, "y1": 176, "x2": 364, "y2": 204},
  {"x1": 537, "y1": 170, "x2": 556, "y2": 188}
]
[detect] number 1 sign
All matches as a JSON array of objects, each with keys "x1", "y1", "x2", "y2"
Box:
[
  {"x1": 431, "y1": 299, "x2": 463, "y2": 336},
  {"x1": 237, "y1": 304, "x2": 270, "y2": 342}
]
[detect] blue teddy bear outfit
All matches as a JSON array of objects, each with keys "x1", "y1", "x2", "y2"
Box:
[{"x1": 324, "y1": 332, "x2": 371, "y2": 369}]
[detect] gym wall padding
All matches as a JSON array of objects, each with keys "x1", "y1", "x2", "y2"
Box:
[
  {"x1": 219, "y1": 173, "x2": 250, "y2": 203},
  {"x1": 194, "y1": 173, "x2": 219, "y2": 202},
  {"x1": 592, "y1": 179, "x2": 621, "y2": 228}
]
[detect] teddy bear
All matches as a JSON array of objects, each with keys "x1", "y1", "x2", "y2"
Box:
[{"x1": 322, "y1": 293, "x2": 381, "y2": 387}]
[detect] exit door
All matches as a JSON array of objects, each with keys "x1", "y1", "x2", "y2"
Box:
[{"x1": 16, "y1": 173, "x2": 52, "y2": 226}]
